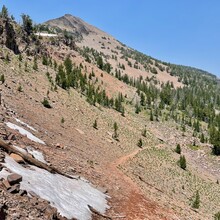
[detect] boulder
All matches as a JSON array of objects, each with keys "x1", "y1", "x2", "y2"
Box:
[
  {"x1": 10, "y1": 153, "x2": 24, "y2": 163},
  {"x1": 7, "y1": 173, "x2": 22, "y2": 185}
]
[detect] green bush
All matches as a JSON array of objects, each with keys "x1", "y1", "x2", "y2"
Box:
[
  {"x1": 137, "y1": 138, "x2": 143, "y2": 148},
  {"x1": 214, "y1": 212, "x2": 220, "y2": 220},
  {"x1": 42, "y1": 98, "x2": 52, "y2": 108}
]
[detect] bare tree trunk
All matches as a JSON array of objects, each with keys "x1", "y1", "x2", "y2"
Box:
[{"x1": 0, "y1": 139, "x2": 73, "y2": 179}]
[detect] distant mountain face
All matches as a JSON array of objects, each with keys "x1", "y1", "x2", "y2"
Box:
[{"x1": 44, "y1": 14, "x2": 105, "y2": 40}]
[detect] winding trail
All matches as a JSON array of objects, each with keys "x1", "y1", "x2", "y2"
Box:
[{"x1": 107, "y1": 145, "x2": 178, "y2": 220}]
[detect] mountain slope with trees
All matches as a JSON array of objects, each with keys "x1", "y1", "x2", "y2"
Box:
[{"x1": 0, "y1": 6, "x2": 220, "y2": 219}]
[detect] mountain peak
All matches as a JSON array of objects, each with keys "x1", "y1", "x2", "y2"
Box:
[{"x1": 44, "y1": 14, "x2": 95, "y2": 39}]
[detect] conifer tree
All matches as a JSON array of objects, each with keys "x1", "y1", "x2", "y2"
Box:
[
  {"x1": 21, "y1": 14, "x2": 33, "y2": 35},
  {"x1": 113, "y1": 122, "x2": 119, "y2": 140},
  {"x1": 175, "y1": 144, "x2": 181, "y2": 154},
  {"x1": 1, "y1": 5, "x2": 8, "y2": 19},
  {"x1": 179, "y1": 155, "x2": 186, "y2": 170},
  {"x1": 192, "y1": 190, "x2": 200, "y2": 209},
  {"x1": 142, "y1": 127, "x2": 147, "y2": 137},
  {"x1": 33, "y1": 57, "x2": 38, "y2": 70},
  {"x1": 150, "y1": 109, "x2": 154, "y2": 121},
  {"x1": 93, "y1": 119, "x2": 98, "y2": 129}
]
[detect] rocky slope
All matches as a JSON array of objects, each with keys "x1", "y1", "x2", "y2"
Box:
[{"x1": 0, "y1": 14, "x2": 219, "y2": 220}]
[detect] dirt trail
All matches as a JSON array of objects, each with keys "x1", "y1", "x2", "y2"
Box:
[{"x1": 107, "y1": 146, "x2": 178, "y2": 220}]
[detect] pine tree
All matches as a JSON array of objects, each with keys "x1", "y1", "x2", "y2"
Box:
[
  {"x1": 140, "y1": 93, "x2": 145, "y2": 106},
  {"x1": 192, "y1": 190, "x2": 200, "y2": 209},
  {"x1": 21, "y1": 14, "x2": 33, "y2": 35},
  {"x1": 0, "y1": 74, "x2": 5, "y2": 84},
  {"x1": 1, "y1": 5, "x2": 9, "y2": 19},
  {"x1": 135, "y1": 103, "x2": 141, "y2": 114},
  {"x1": 175, "y1": 144, "x2": 181, "y2": 154},
  {"x1": 113, "y1": 122, "x2": 119, "y2": 140},
  {"x1": 150, "y1": 109, "x2": 154, "y2": 121},
  {"x1": 142, "y1": 127, "x2": 147, "y2": 137},
  {"x1": 179, "y1": 155, "x2": 186, "y2": 170},
  {"x1": 200, "y1": 133, "x2": 205, "y2": 143},
  {"x1": 25, "y1": 61, "x2": 28, "y2": 72},
  {"x1": 42, "y1": 56, "x2": 48, "y2": 65},
  {"x1": 93, "y1": 119, "x2": 98, "y2": 129},
  {"x1": 33, "y1": 57, "x2": 38, "y2": 70}
]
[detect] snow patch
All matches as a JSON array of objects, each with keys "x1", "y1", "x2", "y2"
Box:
[
  {"x1": 26, "y1": 146, "x2": 47, "y2": 164},
  {"x1": 35, "y1": 32, "x2": 58, "y2": 37},
  {"x1": 14, "y1": 118, "x2": 37, "y2": 132},
  {"x1": 5, "y1": 122, "x2": 45, "y2": 145},
  {"x1": 0, "y1": 156, "x2": 109, "y2": 220},
  {"x1": 13, "y1": 145, "x2": 27, "y2": 154},
  {"x1": 13, "y1": 145, "x2": 47, "y2": 164}
]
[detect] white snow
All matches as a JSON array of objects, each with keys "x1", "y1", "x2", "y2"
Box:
[
  {"x1": 35, "y1": 32, "x2": 58, "y2": 37},
  {"x1": 0, "y1": 156, "x2": 109, "y2": 220},
  {"x1": 13, "y1": 145, "x2": 27, "y2": 154},
  {"x1": 13, "y1": 145, "x2": 47, "y2": 164},
  {"x1": 14, "y1": 118, "x2": 37, "y2": 132},
  {"x1": 26, "y1": 146, "x2": 47, "y2": 164},
  {"x1": 5, "y1": 122, "x2": 45, "y2": 145}
]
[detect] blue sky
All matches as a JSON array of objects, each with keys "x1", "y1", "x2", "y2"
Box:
[{"x1": 1, "y1": 0, "x2": 220, "y2": 76}]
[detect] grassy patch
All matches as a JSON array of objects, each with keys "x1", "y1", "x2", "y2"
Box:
[{"x1": 188, "y1": 145, "x2": 200, "y2": 151}]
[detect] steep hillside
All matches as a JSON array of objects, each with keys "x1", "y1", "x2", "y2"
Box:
[{"x1": 0, "y1": 11, "x2": 220, "y2": 220}]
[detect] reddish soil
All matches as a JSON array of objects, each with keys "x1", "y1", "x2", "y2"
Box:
[{"x1": 105, "y1": 146, "x2": 177, "y2": 220}]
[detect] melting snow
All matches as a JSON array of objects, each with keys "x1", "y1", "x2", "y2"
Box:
[
  {"x1": 13, "y1": 145, "x2": 27, "y2": 154},
  {"x1": 5, "y1": 122, "x2": 45, "y2": 145},
  {"x1": 14, "y1": 118, "x2": 37, "y2": 132},
  {"x1": 26, "y1": 146, "x2": 47, "y2": 164},
  {"x1": 13, "y1": 145, "x2": 47, "y2": 164},
  {"x1": 0, "y1": 156, "x2": 109, "y2": 220}
]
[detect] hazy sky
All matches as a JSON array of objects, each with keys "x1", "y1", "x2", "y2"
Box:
[{"x1": 1, "y1": 0, "x2": 220, "y2": 76}]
